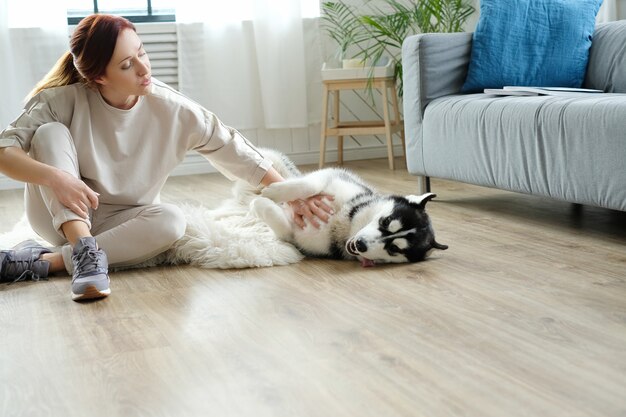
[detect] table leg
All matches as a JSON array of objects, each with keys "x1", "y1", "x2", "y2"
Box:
[
  {"x1": 333, "y1": 89, "x2": 343, "y2": 165},
  {"x1": 381, "y1": 81, "x2": 395, "y2": 170},
  {"x1": 391, "y1": 82, "x2": 406, "y2": 166},
  {"x1": 319, "y1": 83, "x2": 329, "y2": 168}
]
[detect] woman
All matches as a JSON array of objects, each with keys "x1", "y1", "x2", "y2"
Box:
[{"x1": 0, "y1": 14, "x2": 332, "y2": 301}]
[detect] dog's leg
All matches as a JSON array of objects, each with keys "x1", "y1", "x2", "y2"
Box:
[
  {"x1": 261, "y1": 171, "x2": 331, "y2": 202},
  {"x1": 250, "y1": 197, "x2": 293, "y2": 241}
]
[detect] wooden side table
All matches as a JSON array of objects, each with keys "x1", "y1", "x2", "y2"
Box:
[{"x1": 319, "y1": 76, "x2": 405, "y2": 169}]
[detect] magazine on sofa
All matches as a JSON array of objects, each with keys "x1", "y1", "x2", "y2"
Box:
[{"x1": 484, "y1": 86, "x2": 604, "y2": 96}]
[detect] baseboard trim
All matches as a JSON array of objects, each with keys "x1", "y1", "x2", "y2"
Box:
[
  {"x1": 0, "y1": 145, "x2": 405, "y2": 189},
  {"x1": 0, "y1": 177, "x2": 23, "y2": 191},
  {"x1": 289, "y1": 144, "x2": 405, "y2": 167}
]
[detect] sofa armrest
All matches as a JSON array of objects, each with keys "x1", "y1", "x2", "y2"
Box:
[
  {"x1": 401, "y1": 32, "x2": 473, "y2": 178},
  {"x1": 402, "y1": 32, "x2": 473, "y2": 120},
  {"x1": 584, "y1": 20, "x2": 626, "y2": 93}
]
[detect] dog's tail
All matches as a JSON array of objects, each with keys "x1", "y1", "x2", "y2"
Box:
[
  {"x1": 257, "y1": 147, "x2": 301, "y2": 179},
  {"x1": 232, "y1": 147, "x2": 301, "y2": 204}
]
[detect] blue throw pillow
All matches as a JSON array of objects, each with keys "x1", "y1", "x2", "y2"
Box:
[{"x1": 462, "y1": 0, "x2": 604, "y2": 93}]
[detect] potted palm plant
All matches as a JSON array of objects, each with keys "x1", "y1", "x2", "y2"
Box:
[
  {"x1": 320, "y1": 2, "x2": 369, "y2": 68},
  {"x1": 320, "y1": 0, "x2": 475, "y2": 96}
]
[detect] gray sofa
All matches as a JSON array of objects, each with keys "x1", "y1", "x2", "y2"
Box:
[{"x1": 401, "y1": 20, "x2": 626, "y2": 212}]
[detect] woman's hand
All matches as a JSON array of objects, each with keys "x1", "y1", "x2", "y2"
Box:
[
  {"x1": 288, "y1": 194, "x2": 335, "y2": 229},
  {"x1": 49, "y1": 169, "x2": 99, "y2": 219},
  {"x1": 260, "y1": 166, "x2": 334, "y2": 228},
  {"x1": 0, "y1": 147, "x2": 97, "y2": 219}
]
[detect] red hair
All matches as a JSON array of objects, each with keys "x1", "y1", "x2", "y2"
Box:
[{"x1": 28, "y1": 14, "x2": 136, "y2": 99}]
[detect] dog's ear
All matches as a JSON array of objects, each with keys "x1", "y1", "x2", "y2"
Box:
[
  {"x1": 431, "y1": 239, "x2": 448, "y2": 250},
  {"x1": 405, "y1": 193, "x2": 437, "y2": 209}
]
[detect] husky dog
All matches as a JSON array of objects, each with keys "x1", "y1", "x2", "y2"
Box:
[{"x1": 249, "y1": 149, "x2": 448, "y2": 267}]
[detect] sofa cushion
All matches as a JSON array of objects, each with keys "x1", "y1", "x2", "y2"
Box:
[
  {"x1": 421, "y1": 94, "x2": 626, "y2": 210},
  {"x1": 462, "y1": 0, "x2": 603, "y2": 93}
]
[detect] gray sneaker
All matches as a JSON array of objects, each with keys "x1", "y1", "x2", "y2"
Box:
[
  {"x1": 71, "y1": 237, "x2": 110, "y2": 301},
  {"x1": 1, "y1": 240, "x2": 51, "y2": 284}
]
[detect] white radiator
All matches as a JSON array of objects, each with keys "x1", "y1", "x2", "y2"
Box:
[
  {"x1": 136, "y1": 23, "x2": 179, "y2": 89},
  {"x1": 135, "y1": 23, "x2": 218, "y2": 178}
]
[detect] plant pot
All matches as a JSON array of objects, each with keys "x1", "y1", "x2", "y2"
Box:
[
  {"x1": 342, "y1": 58, "x2": 366, "y2": 69},
  {"x1": 321, "y1": 60, "x2": 394, "y2": 80}
]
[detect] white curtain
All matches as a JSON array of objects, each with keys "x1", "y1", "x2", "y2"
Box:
[
  {"x1": 597, "y1": 0, "x2": 618, "y2": 22},
  {"x1": 176, "y1": 0, "x2": 316, "y2": 130},
  {"x1": 0, "y1": 0, "x2": 69, "y2": 127}
]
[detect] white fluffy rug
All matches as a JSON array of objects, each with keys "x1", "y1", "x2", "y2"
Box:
[{"x1": 0, "y1": 198, "x2": 303, "y2": 270}]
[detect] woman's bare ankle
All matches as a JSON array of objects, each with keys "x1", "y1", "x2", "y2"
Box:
[
  {"x1": 40, "y1": 252, "x2": 66, "y2": 274},
  {"x1": 61, "y1": 220, "x2": 92, "y2": 246}
]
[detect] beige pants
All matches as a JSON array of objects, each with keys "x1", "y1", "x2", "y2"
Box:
[{"x1": 24, "y1": 122, "x2": 186, "y2": 274}]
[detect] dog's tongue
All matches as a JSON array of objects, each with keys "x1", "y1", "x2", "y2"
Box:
[{"x1": 360, "y1": 258, "x2": 375, "y2": 268}]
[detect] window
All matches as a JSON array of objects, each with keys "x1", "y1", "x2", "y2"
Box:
[
  {"x1": 67, "y1": 1, "x2": 319, "y2": 25},
  {"x1": 67, "y1": 0, "x2": 176, "y2": 25}
]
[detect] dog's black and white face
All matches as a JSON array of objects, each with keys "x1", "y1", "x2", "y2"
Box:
[{"x1": 345, "y1": 193, "x2": 447, "y2": 267}]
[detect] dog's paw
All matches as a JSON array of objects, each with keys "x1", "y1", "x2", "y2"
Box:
[
  {"x1": 250, "y1": 197, "x2": 276, "y2": 219},
  {"x1": 250, "y1": 197, "x2": 293, "y2": 240}
]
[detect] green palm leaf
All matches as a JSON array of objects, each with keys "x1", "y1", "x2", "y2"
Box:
[{"x1": 321, "y1": 0, "x2": 475, "y2": 97}]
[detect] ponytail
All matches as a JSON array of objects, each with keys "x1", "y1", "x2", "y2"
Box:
[{"x1": 26, "y1": 51, "x2": 83, "y2": 101}]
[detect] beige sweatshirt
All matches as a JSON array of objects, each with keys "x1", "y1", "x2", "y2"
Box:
[{"x1": 0, "y1": 79, "x2": 272, "y2": 205}]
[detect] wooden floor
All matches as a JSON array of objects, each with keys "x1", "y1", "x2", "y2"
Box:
[{"x1": 1, "y1": 158, "x2": 625, "y2": 417}]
